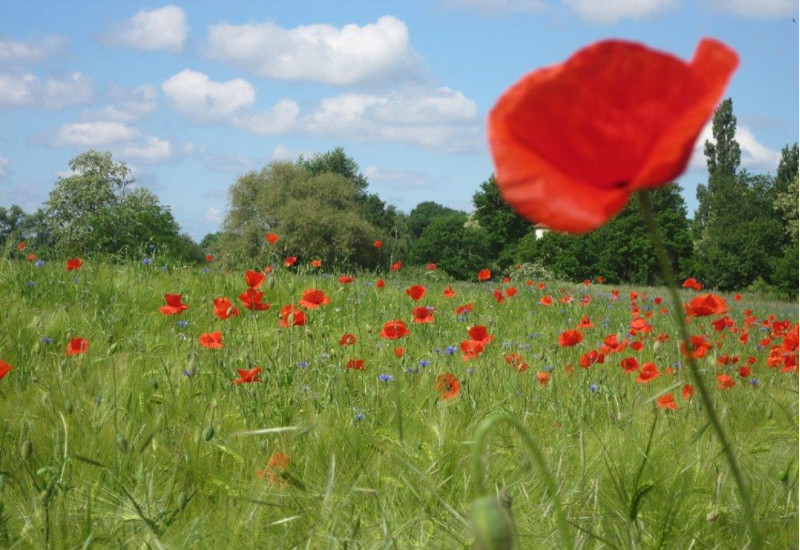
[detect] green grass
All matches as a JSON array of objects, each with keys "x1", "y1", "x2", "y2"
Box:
[{"x1": 0, "y1": 258, "x2": 797, "y2": 548}]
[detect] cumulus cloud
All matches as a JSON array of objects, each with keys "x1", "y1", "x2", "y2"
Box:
[
  {"x1": 120, "y1": 136, "x2": 174, "y2": 164},
  {"x1": 304, "y1": 87, "x2": 481, "y2": 151},
  {"x1": 563, "y1": 0, "x2": 679, "y2": 23},
  {"x1": 81, "y1": 84, "x2": 157, "y2": 122},
  {"x1": 99, "y1": 5, "x2": 188, "y2": 53},
  {"x1": 0, "y1": 70, "x2": 92, "y2": 108},
  {"x1": 205, "y1": 15, "x2": 423, "y2": 85},
  {"x1": 688, "y1": 122, "x2": 782, "y2": 173},
  {"x1": 0, "y1": 35, "x2": 69, "y2": 64},
  {"x1": 161, "y1": 69, "x2": 255, "y2": 121},
  {"x1": 47, "y1": 121, "x2": 177, "y2": 164},
  {"x1": 706, "y1": 0, "x2": 796, "y2": 18},
  {"x1": 439, "y1": 0, "x2": 546, "y2": 15},
  {"x1": 232, "y1": 99, "x2": 300, "y2": 135}
]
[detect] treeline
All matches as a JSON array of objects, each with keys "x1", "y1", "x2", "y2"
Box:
[{"x1": 2, "y1": 99, "x2": 797, "y2": 297}]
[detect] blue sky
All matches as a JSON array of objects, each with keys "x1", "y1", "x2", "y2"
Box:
[{"x1": 1, "y1": 0, "x2": 797, "y2": 240}]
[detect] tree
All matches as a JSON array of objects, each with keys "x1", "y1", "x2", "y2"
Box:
[
  {"x1": 220, "y1": 161, "x2": 381, "y2": 268},
  {"x1": 410, "y1": 213, "x2": 490, "y2": 280},
  {"x1": 471, "y1": 175, "x2": 532, "y2": 266},
  {"x1": 297, "y1": 147, "x2": 368, "y2": 192},
  {"x1": 407, "y1": 201, "x2": 461, "y2": 239},
  {"x1": 703, "y1": 98, "x2": 741, "y2": 177}
]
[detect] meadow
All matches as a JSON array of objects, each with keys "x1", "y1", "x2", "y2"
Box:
[{"x1": 0, "y1": 255, "x2": 796, "y2": 549}]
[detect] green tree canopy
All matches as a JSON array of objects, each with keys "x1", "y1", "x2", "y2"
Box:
[
  {"x1": 471, "y1": 174, "x2": 531, "y2": 266},
  {"x1": 410, "y1": 212, "x2": 490, "y2": 280}
]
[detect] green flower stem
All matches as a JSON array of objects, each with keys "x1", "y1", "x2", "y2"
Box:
[
  {"x1": 471, "y1": 413, "x2": 574, "y2": 548},
  {"x1": 637, "y1": 189, "x2": 760, "y2": 548}
]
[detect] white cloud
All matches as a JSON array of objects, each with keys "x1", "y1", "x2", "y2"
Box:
[
  {"x1": 205, "y1": 15, "x2": 423, "y2": 85},
  {"x1": 232, "y1": 99, "x2": 300, "y2": 135},
  {"x1": 54, "y1": 121, "x2": 139, "y2": 146},
  {"x1": 82, "y1": 84, "x2": 157, "y2": 122},
  {"x1": 707, "y1": 0, "x2": 796, "y2": 18},
  {"x1": 270, "y1": 144, "x2": 313, "y2": 162},
  {"x1": 204, "y1": 206, "x2": 223, "y2": 224},
  {"x1": 120, "y1": 136, "x2": 174, "y2": 164},
  {"x1": 161, "y1": 69, "x2": 255, "y2": 121},
  {"x1": 100, "y1": 5, "x2": 188, "y2": 53},
  {"x1": 304, "y1": 87, "x2": 481, "y2": 151},
  {"x1": 563, "y1": 0, "x2": 679, "y2": 23},
  {"x1": 0, "y1": 35, "x2": 68, "y2": 64},
  {"x1": 0, "y1": 70, "x2": 92, "y2": 108},
  {"x1": 688, "y1": 122, "x2": 782, "y2": 173},
  {"x1": 439, "y1": 0, "x2": 546, "y2": 15},
  {"x1": 0, "y1": 157, "x2": 9, "y2": 179}
]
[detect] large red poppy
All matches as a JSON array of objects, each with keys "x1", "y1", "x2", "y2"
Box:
[
  {"x1": 299, "y1": 289, "x2": 330, "y2": 309},
  {"x1": 0, "y1": 359, "x2": 13, "y2": 380},
  {"x1": 199, "y1": 332, "x2": 224, "y2": 349},
  {"x1": 278, "y1": 305, "x2": 306, "y2": 327},
  {"x1": 245, "y1": 270, "x2": 266, "y2": 289},
  {"x1": 684, "y1": 293, "x2": 728, "y2": 317},
  {"x1": 380, "y1": 320, "x2": 408, "y2": 339},
  {"x1": 488, "y1": 39, "x2": 738, "y2": 233},
  {"x1": 214, "y1": 297, "x2": 240, "y2": 320},
  {"x1": 406, "y1": 285, "x2": 426, "y2": 301},
  {"x1": 66, "y1": 258, "x2": 83, "y2": 271},
  {"x1": 160, "y1": 294, "x2": 188, "y2": 315},
  {"x1": 234, "y1": 366, "x2": 262, "y2": 385},
  {"x1": 435, "y1": 372, "x2": 460, "y2": 400},
  {"x1": 239, "y1": 288, "x2": 271, "y2": 311},
  {"x1": 412, "y1": 306, "x2": 435, "y2": 324}
]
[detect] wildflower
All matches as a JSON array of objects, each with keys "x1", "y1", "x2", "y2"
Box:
[
  {"x1": 537, "y1": 371, "x2": 550, "y2": 385},
  {"x1": 443, "y1": 285, "x2": 456, "y2": 298},
  {"x1": 206, "y1": 254, "x2": 214, "y2": 262},
  {"x1": 244, "y1": 270, "x2": 266, "y2": 289},
  {"x1": 455, "y1": 303, "x2": 473, "y2": 315},
  {"x1": 346, "y1": 358, "x2": 365, "y2": 370},
  {"x1": 378, "y1": 374, "x2": 394, "y2": 382},
  {"x1": 374, "y1": 240, "x2": 383, "y2": 248},
  {"x1": 338, "y1": 275, "x2": 354, "y2": 284},
  {"x1": 310, "y1": 259, "x2": 322, "y2": 268},
  {"x1": 657, "y1": 393, "x2": 678, "y2": 410},
  {"x1": 394, "y1": 347, "x2": 405, "y2": 357},
  {"x1": 426, "y1": 263, "x2": 437, "y2": 271},
  {"x1": 488, "y1": 39, "x2": 737, "y2": 233},
  {"x1": 505, "y1": 353, "x2": 529, "y2": 372},
  {"x1": 213, "y1": 297, "x2": 240, "y2": 320},
  {"x1": 284, "y1": 256, "x2": 297, "y2": 267},
  {"x1": 682, "y1": 277, "x2": 703, "y2": 291},
  {"x1": 66, "y1": 337, "x2": 89, "y2": 356},
  {"x1": 380, "y1": 320, "x2": 409, "y2": 339},
  {"x1": 436, "y1": 372, "x2": 460, "y2": 400},
  {"x1": 299, "y1": 289, "x2": 330, "y2": 309},
  {"x1": 390, "y1": 261, "x2": 403, "y2": 272},
  {"x1": 539, "y1": 295, "x2": 554, "y2": 306},
  {"x1": 682, "y1": 384, "x2": 694, "y2": 400},
  {"x1": 468, "y1": 325, "x2": 493, "y2": 346},
  {"x1": 234, "y1": 367, "x2": 262, "y2": 385},
  {"x1": 199, "y1": 332, "x2": 223, "y2": 349},
  {"x1": 142, "y1": 258, "x2": 152, "y2": 265},
  {"x1": 460, "y1": 339, "x2": 485, "y2": 360},
  {"x1": 259, "y1": 451, "x2": 290, "y2": 488},
  {"x1": 278, "y1": 305, "x2": 306, "y2": 327},
  {"x1": 239, "y1": 288, "x2": 271, "y2": 311},
  {"x1": 636, "y1": 362, "x2": 659, "y2": 383},
  {"x1": 17, "y1": 242, "x2": 25, "y2": 251},
  {"x1": 265, "y1": 233, "x2": 279, "y2": 244},
  {"x1": 339, "y1": 333, "x2": 357, "y2": 346},
  {"x1": 412, "y1": 306, "x2": 435, "y2": 324},
  {"x1": 376, "y1": 279, "x2": 385, "y2": 288},
  {"x1": 577, "y1": 315, "x2": 594, "y2": 328},
  {"x1": 477, "y1": 269, "x2": 491, "y2": 281},
  {"x1": 66, "y1": 258, "x2": 83, "y2": 271},
  {"x1": 620, "y1": 357, "x2": 640, "y2": 374},
  {"x1": 27, "y1": 253, "x2": 36, "y2": 262},
  {"x1": 406, "y1": 285, "x2": 426, "y2": 301},
  {"x1": 684, "y1": 294, "x2": 728, "y2": 317},
  {"x1": 160, "y1": 294, "x2": 189, "y2": 315},
  {"x1": 717, "y1": 374, "x2": 735, "y2": 390},
  {"x1": 177, "y1": 320, "x2": 189, "y2": 328},
  {"x1": 558, "y1": 329, "x2": 583, "y2": 347},
  {"x1": 35, "y1": 260, "x2": 45, "y2": 268},
  {"x1": 680, "y1": 335, "x2": 712, "y2": 358},
  {"x1": 0, "y1": 360, "x2": 12, "y2": 380}
]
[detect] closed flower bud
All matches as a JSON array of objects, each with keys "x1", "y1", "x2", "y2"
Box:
[
  {"x1": 471, "y1": 494, "x2": 516, "y2": 550},
  {"x1": 202, "y1": 425, "x2": 215, "y2": 441}
]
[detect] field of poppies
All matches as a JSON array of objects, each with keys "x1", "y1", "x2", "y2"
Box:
[{"x1": 0, "y1": 254, "x2": 796, "y2": 549}]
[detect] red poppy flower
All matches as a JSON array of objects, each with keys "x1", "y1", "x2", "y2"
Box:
[
  {"x1": 477, "y1": 269, "x2": 491, "y2": 281},
  {"x1": 455, "y1": 303, "x2": 473, "y2": 315},
  {"x1": 338, "y1": 275, "x2": 354, "y2": 284},
  {"x1": 299, "y1": 289, "x2": 330, "y2": 309},
  {"x1": 406, "y1": 285, "x2": 426, "y2": 301},
  {"x1": 684, "y1": 293, "x2": 728, "y2": 317},
  {"x1": 682, "y1": 384, "x2": 694, "y2": 400},
  {"x1": 680, "y1": 335, "x2": 712, "y2": 358},
  {"x1": 380, "y1": 320, "x2": 408, "y2": 339},
  {"x1": 17, "y1": 242, "x2": 25, "y2": 251},
  {"x1": 234, "y1": 366, "x2": 262, "y2": 385},
  {"x1": 493, "y1": 289, "x2": 505, "y2": 304},
  {"x1": 558, "y1": 329, "x2": 583, "y2": 347},
  {"x1": 205, "y1": 254, "x2": 214, "y2": 262},
  {"x1": 160, "y1": 294, "x2": 189, "y2": 315},
  {"x1": 346, "y1": 358, "x2": 365, "y2": 370},
  {"x1": 505, "y1": 287, "x2": 518, "y2": 297},
  {"x1": 376, "y1": 279, "x2": 385, "y2": 288},
  {"x1": 426, "y1": 263, "x2": 437, "y2": 271},
  {"x1": 488, "y1": 39, "x2": 737, "y2": 233},
  {"x1": 239, "y1": 288, "x2": 271, "y2": 311},
  {"x1": 460, "y1": 339, "x2": 485, "y2": 360},
  {"x1": 412, "y1": 306, "x2": 435, "y2": 324},
  {"x1": 579, "y1": 294, "x2": 592, "y2": 306},
  {"x1": 620, "y1": 357, "x2": 640, "y2": 374},
  {"x1": 537, "y1": 371, "x2": 550, "y2": 385},
  {"x1": 66, "y1": 258, "x2": 83, "y2": 271},
  {"x1": 284, "y1": 256, "x2": 297, "y2": 267},
  {"x1": 734, "y1": 293, "x2": 742, "y2": 301},
  {"x1": 265, "y1": 233, "x2": 279, "y2": 244},
  {"x1": 65, "y1": 337, "x2": 89, "y2": 356},
  {"x1": 738, "y1": 366, "x2": 751, "y2": 378},
  {"x1": 310, "y1": 259, "x2": 322, "y2": 268},
  {"x1": 636, "y1": 362, "x2": 659, "y2": 383},
  {"x1": 717, "y1": 374, "x2": 735, "y2": 390},
  {"x1": 339, "y1": 333, "x2": 357, "y2": 346},
  {"x1": 577, "y1": 315, "x2": 594, "y2": 328},
  {"x1": 394, "y1": 347, "x2": 405, "y2": 358},
  {"x1": 443, "y1": 285, "x2": 456, "y2": 298},
  {"x1": 264, "y1": 265, "x2": 274, "y2": 275},
  {"x1": 539, "y1": 295, "x2": 553, "y2": 306},
  {"x1": 468, "y1": 325, "x2": 493, "y2": 346},
  {"x1": 259, "y1": 451, "x2": 290, "y2": 488},
  {"x1": 214, "y1": 297, "x2": 240, "y2": 320},
  {"x1": 657, "y1": 393, "x2": 678, "y2": 410},
  {"x1": 435, "y1": 372, "x2": 460, "y2": 400},
  {"x1": 596, "y1": 276, "x2": 605, "y2": 284},
  {"x1": 27, "y1": 253, "x2": 36, "y2": 262},
  {"x1": 505, "y1": 353, "x2": 529, "y2": 372},
  {"x1": 0, "y1": 359, "x2": 13, "y2": 380},
  {"x1": 278, "y1": 305, "x2": 306, "y2": 327},
  {"x1": 244, "y1": 270, "x2": 266, "y2": 289},
  {"x1": 199, "y1": 332, "x2": 224, "y2": 349},
  {"x1": 579, "y1": 350, "x2": 604, "y2": 368},
  {"x1": 374, "y1": 240, "x2": 383, "y2": 248},
  {"x1": 537, "y1": 282, "x2": 546, "y2": 290},
  {"x1": 682, "y1": 277, "x2": 703, "y2": 291},
  {"x1": 390, "y1": 261, "x2": 403, "y2": 272}
]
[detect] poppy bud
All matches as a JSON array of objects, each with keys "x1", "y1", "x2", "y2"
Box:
[
  {"x1": 20, "y1": 440, "x2": 33, "y2": 461},
  {"x1": 203, "y1": 426, "x2": 215, "y2": 441},
  {"x1": 115, "y1": 433, "x2": 129, "y2": 454},
  {"x1": 471, "y1": 494, "x2": 516, "y2": 550},
  {"x1": 178, "y1": 491, "x2": 188, "y2": 510}
]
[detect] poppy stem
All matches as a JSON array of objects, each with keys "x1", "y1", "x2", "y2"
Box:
[
  {"x1": 471, "y1": 413, "x2": 574, "y2": 548},
  {"x1": 636, "y1": 190, "x2": 761, "y2": 548}
]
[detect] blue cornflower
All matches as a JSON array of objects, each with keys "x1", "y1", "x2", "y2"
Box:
[
  {"x1": 202, "y1": 267, "x2": 210, "y2": 273},
  {"x1": 26, "y1": 280, "x2": 35, "y2": 287},
  {"x1": 445, "y1": 346, "x2": 458, "y2": 356},
  {"x1": 543, "y1": 365, "x2": 553, "y2": 372},
  {"x1": 589, "y1": 384, "x2": 598, "y2": 392},
  {"x1": 749, "y1": 378, "x2": 760, "y2": 386},
  {"x1": 378, "y1": 374, "x2": 394, "y2": 382},
  {"x1": 142, "y1": 258, "x2": 152, "y2": 265},
  {"x1": 297, "y1": 361, "x2": 309, "y2": 368},
  {"x1": 40, "y1": 336, "x2": 54, "y2": 345},
  {"x1": 354, "y1": 413, "x2": 365, "y2": 421},
  {"x1": 177, "y1": 320, "x2": 189, "y2": 328},
  {"x1": 35, "y1": 260, "x2": 45, "y2": 268},
  {"x1": 418, "y1": 360, "x2": 429, "y2": 367},
  {"x1": 147, "y1": 243, "x2": 156, "y2": 251}
]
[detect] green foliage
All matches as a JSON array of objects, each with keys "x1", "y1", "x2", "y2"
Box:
[
  {"x1": 704, "y1": 98, "x2": 741, "y2": 178},
  {"x1": 406, "y1": 201, "x2": 461, "y2": 239},
  {"x1": 297, "y1": 146, "x2": 369, "y2": 192},
  {"x1": 220, "y1": 161, "x2": 381, "y2": 269},
  {"x1": 409, "y1": 212, "x2": 491, "y2": 279},
  {"x1": 471, "y1": 175, "x2": 531, "y2": 266}
]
